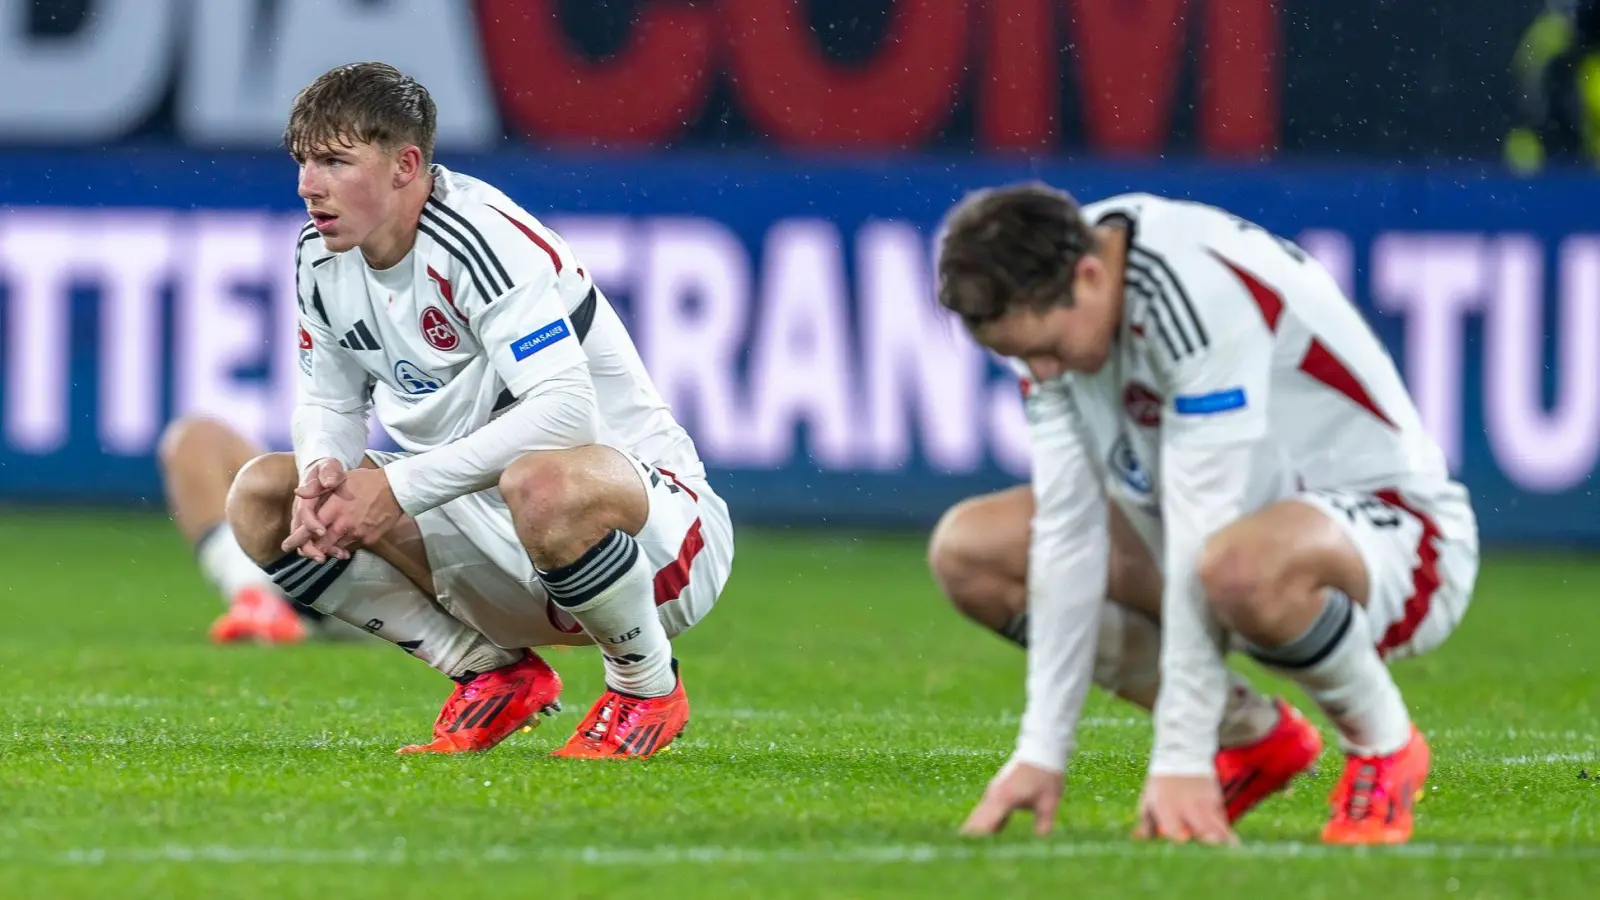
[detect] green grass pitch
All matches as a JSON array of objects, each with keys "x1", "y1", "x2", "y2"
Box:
[{"x1": 0, "y1": 510, "x2": 1595, "y2": 898}]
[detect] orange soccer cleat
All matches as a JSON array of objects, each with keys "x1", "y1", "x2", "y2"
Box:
[
  {"x1": 551, "y1": 661, "x2": 690, "y2": 759},
  {"x1": 208, "y1": 585, "x2": 309, "y2": 645},
  {"x1": 1216, "y1": 698, "x2": 1325, "y2": 823},
  {"x1": 1321, "y1": 725, "x2": 1431, "y2": 845},
  {"x1": 397, "y1": 651, "x2": 564, "y2": 755}
]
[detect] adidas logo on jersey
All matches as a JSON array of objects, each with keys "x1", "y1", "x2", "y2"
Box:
[{"x1": 337, "y1": 319, "x2": 382, "y2": 351}]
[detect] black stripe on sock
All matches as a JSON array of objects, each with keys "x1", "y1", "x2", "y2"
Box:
[
  {"x1": 998, "y1": 612, "x2": 1029, "y2": 649},
  {"x1": 265, "y1": 552, "x2": 352, "y2": 609},
  {"x1": 537, "y1": 530, "x2": 640, "y2": 608},
  {"x1": 1247, "y1": 590, "x2": 1355, "y2": 670}
]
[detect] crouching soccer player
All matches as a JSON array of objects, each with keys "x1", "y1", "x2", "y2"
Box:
[
  {"x1": 933, "y1": 185, "x2": 1478, "y2": 845},
  {"x1": 226, "y1": 62, "x2": 734, "y2": 758},
  {"x1": 929, "y1": 488, "x2": 1323, "y2": 831}
]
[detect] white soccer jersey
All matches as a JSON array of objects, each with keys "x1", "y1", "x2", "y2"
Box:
[
  {"x1": 1010, "y1": 193, "x2": 1471, "y2": 776},
  {"x1": 293, "y1": 164, "x2": 704, "y2": 515}
]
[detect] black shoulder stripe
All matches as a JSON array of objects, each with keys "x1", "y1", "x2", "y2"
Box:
[
  {"x1": 427, "y1": 197, "x2": 513, "y2": 290},
  {"x1": 311, "y1": 255, "x2": 336, "y2": 268},
  {"x1": 1125, "y1": 264, "x2": 1194, "y2": 356},
  {"x1": 418, "y1": 220, "x2": 494, "y2": 301},
  {"x1": 1124, "y1": 279, "x2": 1182, "y2": 361},
  {"x1": 420, "y1": 208, "x2": 504, "y2": 296},
  {"x1": 1130, "y1": 245, "x2": 1209, "y2": 348},
  {"x1": 294, "y1": 222, "x2": 317, "y2": 279},
  {"x1": 310, "y1": 283, "x2": 330, "y2": 327},
  {"x1": 570, "y1": 286, "x2": 598, "y2": 342}
]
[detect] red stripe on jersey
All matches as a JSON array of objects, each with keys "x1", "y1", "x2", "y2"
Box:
[
  {"x1": 655, "y1": 466, "x2": 699, "y2": 502},
  {"x1": 489, "y1": 205, "x2": 562, "y2": 274},
  {"x1": 1209, "y1": 249, "x2": 1282, "y2": 331},
  {"x1": 1298, "y1": 339, "x2": 1397, "y2": 428},
  {"x1": 1372, "y1": 489, "x2": 1443, "y2": 658},
  {"x1": 653, "y1": 518, "x2": 706, "y2": 607},
  {"x1": 425, "y1": 266, "x2": 469, "y2": 324}
]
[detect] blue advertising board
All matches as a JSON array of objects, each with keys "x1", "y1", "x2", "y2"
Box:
[{"x1": 0, "y1": 150, "x2": 1595, "y2": 542}]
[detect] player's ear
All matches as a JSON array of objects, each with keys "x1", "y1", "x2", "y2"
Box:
[{"x1": 393, "y1": 144, "x2": 424, "y2": 188}]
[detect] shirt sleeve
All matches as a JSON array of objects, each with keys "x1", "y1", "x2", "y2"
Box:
[
  {"x1": 291, "y1": 253, "x2": 374, "y2": 478},
  {"x1": 379, "y1": 202, "x2": 599, "y2": 515},
  {"x1": 1148, "y1": 249, "x2": 1283, "y2": 776},
  {"x1": 1012, "y1": 377, "x2": 1112, "y2": 773}
]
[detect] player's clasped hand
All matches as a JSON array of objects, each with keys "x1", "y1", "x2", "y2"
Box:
[
  {"x1": 282, "y1": 457, "x2": 346, "y2": 562},
  {"x1": 307, "y1": 466, "x2": 403, "y2": 561},
  {"x1": 959, "y1": 759, "x2": 1064, "y2": 837},
  {"x1": 1133, "y1": 774, "x2": 1238, "y2": 845}
]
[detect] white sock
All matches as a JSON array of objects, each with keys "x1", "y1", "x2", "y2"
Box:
[
  {"x1": 264, "y1": 550, "x2": 518, "y2": 681},
  {"x1": 197, "y1": 523, "x2": 279, "y2": 604},
  {"x1": 1250, "y1": 589, "x2": 1411, "y2": 757},
  {"x1": 1093, "y1": 602, "x2": 1279, "y2": 747},
  {"x1": 537, "y1": 530, "x2": 675, "y2": 698}
]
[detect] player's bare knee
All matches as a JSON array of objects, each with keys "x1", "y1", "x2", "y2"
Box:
[
  {"x1": 1198, "y1": 533, "x2": 1293, "y2": 636},
  {"x1": 225, "y1": 452, "x2": 297, "y2": 561},
  {"x1": 156, "y1": 416, "x2": 230, "y2": 472},
  {"x1": 927, "y1": 500, "x2": 992, "y2": 609},
  {"x1": 501, "y1": 449, "x2": 641, "y2": 566},
  {"x1": 499, "y1": 452, "x2": 570, "y2": 531}
]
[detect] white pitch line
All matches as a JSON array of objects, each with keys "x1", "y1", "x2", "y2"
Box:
[
  {"x1": 1497, "y1": 752, "x2": 1595, "y2": 766},
  {"x1": 22, "y1": 840, "x2": 1599, "y2": 868}
]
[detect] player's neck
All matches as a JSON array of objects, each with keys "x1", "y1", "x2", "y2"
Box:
[{"x1": 359, "y1": 171, "x2": 434, "y2": 271}]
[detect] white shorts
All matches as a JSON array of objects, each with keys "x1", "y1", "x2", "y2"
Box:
[
  {"x1": 366, "y1": 447, "x2": 734, "y2": 650},
  {"x1": 1292, "y1": 485, "x2": 1479, "y2": 661}
]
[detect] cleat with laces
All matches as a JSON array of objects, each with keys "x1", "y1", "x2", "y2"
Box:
[
  {"x1": 551, "y1": 660, "x2": 690, "y2": 759},
  {"x1": 397, "y1": 651, "x2": 563, "y2": 755},
  {"x1": 1216, "y1": 698, "x2": 1324, "y2": 823},
  {"x1": 1321, "y1": 725, "x2": 1430, "y2": 845}
]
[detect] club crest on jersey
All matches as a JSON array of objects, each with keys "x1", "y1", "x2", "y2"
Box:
[
  {"x1": 394, "y1": 360, "x2": 442, "y2": 396},
  {"x1": 420, "y1": 306, "x2": 460, "y2": 351},
  {"x1": 1122, "y1": 381, "x2": 1162, "y2": 428},
  {"x1": 1109, "y1": 434, "x2": 1152, "y2": 497}
]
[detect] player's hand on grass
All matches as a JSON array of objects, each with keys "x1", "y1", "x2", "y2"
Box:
[
  {"x1": 309, "y1": 466, "x2": 402, "y2": 560},
  {"x1": 1133, "y1": 773, "x2": 1236, "y2": 845},
  {"x1": 283, "y1": 458, "x2": 347, "y2": 561},
  {"x1": 959, "y1": 759, "x2": 1064, "y2": 837}
]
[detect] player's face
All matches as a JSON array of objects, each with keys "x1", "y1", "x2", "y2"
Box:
[
  {"x1": 296, "y1": 139, "x2": 406, "y2": 253},
  {"x1": 969, "y1": 256, "x2": 1121, "y2": 381}
]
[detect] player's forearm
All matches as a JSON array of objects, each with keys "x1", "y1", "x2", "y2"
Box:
[
  {"x1": 291, "y1": 403, "x2": 371, "y2": 477},
  {"x1": 1014, "y1": 530, "x2": 1109, "y2": 772},
  {"x1": 383, "y1": 369, "x2": 599, "y2": 516},
  {"x1": 1148, "y1": 441, "x2": 1263, "y2": 776},
  {"x1": 1149, "y1": 535, "x2": 1230, "y2": 776}
]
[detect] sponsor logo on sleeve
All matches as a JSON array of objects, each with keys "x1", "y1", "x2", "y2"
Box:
[
  {"x1": 508, "y1": 320, "x2": 571, "y2": 361},
  {"x1": 1173, "y1": 386, "x2": 1247, "y2": 415}
]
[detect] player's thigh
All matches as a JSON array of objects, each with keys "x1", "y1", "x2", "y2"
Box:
[
  {"x1": 1293, "y1": 489, "x2": 1478, "y2": 661},
  {"x1": 607, "y1": 450, "x2": 732, "y2": 640}
]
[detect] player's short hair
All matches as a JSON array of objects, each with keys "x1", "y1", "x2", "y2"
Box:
[
  {"x1": 283, "y1": 62, "x2": 437, "y2": 165},
  {"x1": 935, "y1": 183, "x2": 1097, "y2": 326}
]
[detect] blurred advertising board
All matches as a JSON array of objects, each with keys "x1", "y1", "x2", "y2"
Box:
[{"x1": 0, "y1": 151, "x2": 1594, "y2": 541}]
